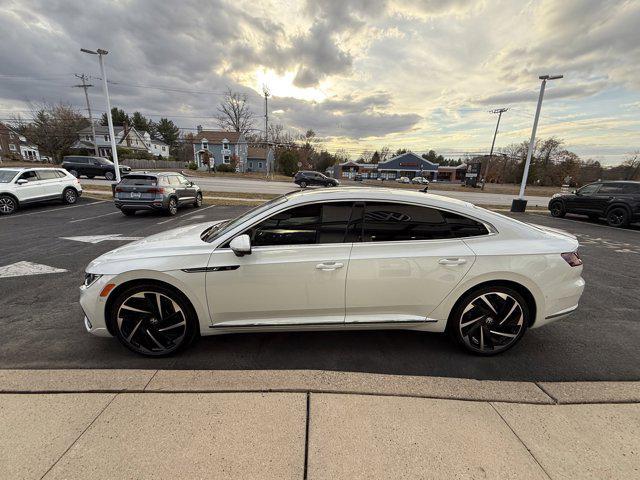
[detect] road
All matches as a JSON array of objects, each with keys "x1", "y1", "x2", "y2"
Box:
[
  {"x1": 1, "y1": 196, "x2": 639, "y2": 381},
  {"x1": 81, "y1": 176, "x2": 552, "y2": 206}
]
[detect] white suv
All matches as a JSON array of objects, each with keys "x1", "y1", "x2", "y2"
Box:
[{"x1": 0, "y1": 167, "x2": 83, "y2": 215}]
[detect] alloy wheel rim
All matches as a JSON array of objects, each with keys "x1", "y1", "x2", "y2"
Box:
[
  {"x1": 116, "y1": 291, "x2": 187, "y2": 354},
  {"x1": 459, "y1": 292, "x2": 524, "y2": 353},
  {"x1": 609, "y1": 210, "x2": 623, "y2": 225},
  {"x1": 196, "y1": 194, "x2": 202, "y2": 206},
  {"x1": 0, "y1": 197, "x2": 15, "y2": 213},
  {"x1": 169, "y1": 199, "x2": 177, "y2": 214},
  {"x1": 65, "y1": 190, "x2": 76, "y2": 203}
]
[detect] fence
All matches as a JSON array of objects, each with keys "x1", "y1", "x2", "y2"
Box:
[{"x1": 120, "y1": 158, "x2": 187, "y2": 170}]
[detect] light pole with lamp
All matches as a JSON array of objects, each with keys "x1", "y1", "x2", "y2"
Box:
[
  {"x1": 511, "y1": 74, "x2": 563, "y2": 212},
  {"x1": 80, "y1": 47, "x2": 121, "y2": 184}
]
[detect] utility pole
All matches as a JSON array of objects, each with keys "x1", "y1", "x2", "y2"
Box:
[
  {"x1": 73, "y1": 74, "x2": 99, "y2": 156},
  {"x1": 81, "y1": 47, "x2": 121, "y2": 183},
  {"x1": 511, "y1": 74, "x2": 563, "y2": 212},
  {"x1": 263, "y1": 85, "x2": 270, "y2": 178},
  {"x1": 482, "y1": 107, "x2": 508, "y2": 190}
]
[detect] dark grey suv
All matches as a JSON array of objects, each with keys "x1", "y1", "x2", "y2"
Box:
[{"x1": 114, "y1": 172, "x2": 202, "y2": 216}]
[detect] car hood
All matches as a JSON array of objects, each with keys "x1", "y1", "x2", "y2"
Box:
[{"x1": 86, "y1": 220, "x2": 226, "y2": 274}]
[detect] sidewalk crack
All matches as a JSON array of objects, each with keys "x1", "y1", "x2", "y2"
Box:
[
  {"x1": 303, "y1": 392, "x2": 311, "y2": 480},
  {"x1": 143, "y1": 369, "x2": 159, "y2": 391},
  {"x1": 489, "y1": 402, "x2": 554, "y2": 480},
  {"x1": 39, "y1": 393, "x2": 119, "y2": 480}
]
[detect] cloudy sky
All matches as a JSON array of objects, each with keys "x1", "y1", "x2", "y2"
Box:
[{"x1": 1, "y1": 0, "x2": 638, "y2": 164}]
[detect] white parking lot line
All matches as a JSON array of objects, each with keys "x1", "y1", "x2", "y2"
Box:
[
  {"x1": 69, "y1": 211, "x2": 120, "y2": 223},
  {"x1": 156, "y1": 205, "x2": 216, "y2": 225},
  {"x1": 0, "y1": 200, "x2": 107, "y2": 220}
]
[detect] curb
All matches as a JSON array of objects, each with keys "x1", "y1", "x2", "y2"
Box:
[{"x1": 1, "y1": 369, "x2": 638, "y2": 405}]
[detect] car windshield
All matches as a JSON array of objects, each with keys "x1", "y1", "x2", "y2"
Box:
[
  {"x1": 0, "y1": 170, "x2": 19, "y2": 183},
  {"x1": 202, "y1": 195, "x2": 289, "y2": 243}
]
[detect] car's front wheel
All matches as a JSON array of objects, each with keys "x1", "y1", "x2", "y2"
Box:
[
  {"x1": 606, "y1": 207, "x2": 629, "y2": 228},
  {"x1": 0, "y1": 195, "x2": 18, "y2": 215},
  {"x1": 109, "y1": 283, "x2": 197, "y2": 356},
  {"x1": 69, "y1": 169, "x2": 79, "y2": 178},
  {"x1": 105, "y1": 171, "x2": 115, "y2": 181},
  {"x1": 62, "y1": 188, "x2": 78, "y2": 204},
  {"x1": 449, "y1": 285, "x2": 529, "y2": 355},
  {"x1": 194, "y1": 192, "x2": 202, "y2": 207},
  {"x1": 549, "y1": 201, "x2": 565, "y2": 217}
]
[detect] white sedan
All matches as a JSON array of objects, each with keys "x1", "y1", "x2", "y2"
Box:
[{"x1": 80, "y1": 188, "x2": 585, "y2": 357}]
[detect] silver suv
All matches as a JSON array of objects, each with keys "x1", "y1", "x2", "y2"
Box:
[{"x1": 114, "y1": 172, "x2": 202, "y2": 216}]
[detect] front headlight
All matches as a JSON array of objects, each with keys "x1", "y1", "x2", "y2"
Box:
[{"x1": 84, "y1": 273, "x2": 102, "y2": 287}]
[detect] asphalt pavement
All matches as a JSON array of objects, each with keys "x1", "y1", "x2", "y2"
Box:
[
  {"x1": 80, "y1": 175, "x2": 553, "y2": 206},
  {"x1": 1, "y1": 195, "x2": 639, "y2": 382}
]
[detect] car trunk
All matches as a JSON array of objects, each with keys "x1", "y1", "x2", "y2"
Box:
[{"x1": 115, "y1": 176, "x2": 161, "y2": 200}]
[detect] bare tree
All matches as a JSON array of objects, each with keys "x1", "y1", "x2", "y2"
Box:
[
  {"x1": 624, "y1": 151, "x2": 640, "y2": 180},
  {"x1": 216, "y1": 89, "x2": 255, "y2": 134}
]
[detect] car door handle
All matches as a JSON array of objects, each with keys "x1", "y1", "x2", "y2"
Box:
[
  {"x1": 316, "y1": 262, "x2": 344, "y2": 271},
  {"x1": 438, "y1": 258, "x2": 467, "y2": 266}
]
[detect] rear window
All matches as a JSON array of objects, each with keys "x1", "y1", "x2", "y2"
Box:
[
  {"x1": 37, "y1": 169, "x2": 59, "y2": 180},
  {"x1": 120, "y1": 176, "x2": 157, "y2": 186}
]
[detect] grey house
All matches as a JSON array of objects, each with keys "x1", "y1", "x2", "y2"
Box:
[
  {"x1": 377, "y1": 152, "x2": 439, "y2": 180},
  {"x1": 246, "y1": 147, "x2": 275, "y2": 173},
  {"x1": 192, "y1": 129, "x2": 248, "y2": 171}
]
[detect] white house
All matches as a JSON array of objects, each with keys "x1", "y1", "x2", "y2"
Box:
[{"x1": 141, "y1": 131, "x2": 169, "y2": 158}]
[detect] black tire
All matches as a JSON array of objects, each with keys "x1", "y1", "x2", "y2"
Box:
[
  {"x1": 121, "y1": 209, "x2": 136, "y2": 216},
  {"x1": 166, "y1": 197, "x2": 178, "y2": 216},
  {"x1": 62, "y1": 187, "x2": 78, "y2": 205},
  {"x1": 108, "y1": 283, "x2": 198, "y2": 357},
  {"x1": 105, "y1": 171, "x2": 115, "y2": 181},
  {"x1": 549, "y1": 201, "x2": 565, "y2": 218},
  {"x1": 193, "y1": 192, "x2": 203, "y2": 207},
  {"x1": 299, "y1": 181, "x2": 307, "y2": 188},
  {"x1": 606, "y1": 207, "x2": 630, "y2": 228},
  {"x1": 0, "y1": 195, "x2": 18, "y2": 215},
  {"x1": 448, "y1": 285, "x2": 530, "y2": 356},
  {"x1": 69, "y1": 169, "x2": 79, "y2": 178}
]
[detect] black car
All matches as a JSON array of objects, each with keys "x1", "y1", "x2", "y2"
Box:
[
  {"x1": 294, "y1": 171, "x2": 339, "y2": 188},
  {"x1": 114, "y1": 172, "x2": 202, "y2": 216},
  {"x1": 62, "y1": 155, "x2": 132, "y2": 180},
  {"x1": 548, "y1": 180, "x2": 640, "y2": 227}
]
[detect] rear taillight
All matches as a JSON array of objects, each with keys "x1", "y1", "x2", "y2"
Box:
[
  {"x1": 561, "y1": 251, "x2": 583, "y2": 267},
  {"x1": 115, "y1": 186, "x2": 123, "y2": 192},
  {"x1": 147, "y1": 187, "x2": 164, "y2": 194}
]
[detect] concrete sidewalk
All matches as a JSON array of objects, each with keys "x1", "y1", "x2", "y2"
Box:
[{"x1": 1, "y1": 370, "x2": 638, "y2": 479}]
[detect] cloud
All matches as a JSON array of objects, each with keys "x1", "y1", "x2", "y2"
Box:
[{"x1": 474, "y1": 81, "x2": 609, "y2": 105}]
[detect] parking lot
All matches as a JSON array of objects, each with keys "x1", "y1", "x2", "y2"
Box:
[{"x1": 1, "y1": 195, "x2": 639, "y2": 382}]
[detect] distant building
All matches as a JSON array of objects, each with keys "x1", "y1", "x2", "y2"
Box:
[
  {"x1": 192, "y1": 128, "x2": 248, "y2": 170},
  {"x1": 0, "y1": 122, "x2": 40, "y2": 162},
  {"x1": 141, "y1": 131, "x2": 169, "y2": 158},
  {"x1": 246, "y1": 146, "x2": 275, "y2": 173},
  {"x1": 436, "y1": 164, "x2": 468, "y2": 182},
  {"x1": 72, "y1": 125, "x2": 148, "y2": 157}
]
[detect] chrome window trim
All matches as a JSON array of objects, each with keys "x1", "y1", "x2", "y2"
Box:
[{"x1": 214, "y1": 197, "x2": 498, "y2": 251}]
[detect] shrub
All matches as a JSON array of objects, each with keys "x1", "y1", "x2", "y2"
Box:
[
  {"x1": 187, "y1": 161, "x2": 198, "y2": 170},
  {"x1": 217, "y1": 163, "x2": 235, "y2": 173}
]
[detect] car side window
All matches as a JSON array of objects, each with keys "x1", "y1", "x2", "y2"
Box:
[
  {"x1": 17, "y1": 171, "x2": 39, "y2": 182},
  {"x1": 243, "y1": 202, "x2": 354, "y2": 247},
  {"x1": 178, "y1": 175, "x2": 191, "y2": 185},
  {"x1": 361, "y1": 202, "x2": 488, "y2": 242},
  {"x1": 37, "y1": 170, "x2": 59, "y2": 180},
  {"x1": 578, "y1": 184, "x2": 600, "y2": 195},
  {"x1": 599, "y1": 184, "x2": 625, "y2": 194},
  {"x1": 167, "y1": 176, "x2": 181, "y2": 186}
]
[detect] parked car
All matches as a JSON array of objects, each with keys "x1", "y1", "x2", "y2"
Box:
[
  {"x1": 396, "y1": 176, "x2": 410, "y2": 184},
  {"x1": 62, "y1": 155, "x2": 132, "y2": 180},
  {"x1": 354, "y1": 174, "x2": 363, "y2": 182},
  {"x1": 114, "y1": 172, "x2": 202, "y2": 216},
  {"x1": 0, "y1": 167, "x2": 82, "y2": 215},
  {"x1": 548, "y1": 180, "x2": 640, "y2": 227},
  {"x1": 81, "y1": 187, "x2": 584, "y2": 357},
  {"x1": 294, "y1": 171, "x2": 339, "y2": 188},
  {"x1": 412, "y1": 176, "x2": 429, "y2": 185}
]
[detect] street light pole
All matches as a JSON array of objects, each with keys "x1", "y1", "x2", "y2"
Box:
[
  {"x1": 511, "y1": 74, "x2": 563, "y2": 212},
  {"x1": 81, "y1": 48, "x2": 121, "y2": 183}
]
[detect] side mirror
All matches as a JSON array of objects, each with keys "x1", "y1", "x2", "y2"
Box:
[
  {"x1": 229, "y1": 234, "x2": 251, "y2": 257},
  {"x1": 16, "y1": 179, "x2": 28, "y2": 185}
]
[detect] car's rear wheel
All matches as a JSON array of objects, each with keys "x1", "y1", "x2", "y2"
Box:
[
  {"x1": 194, "y1": 192, "x2": 202, "y2": 207},
  {"x1": 69, "y1": 169, "x2": 79, "y2": 178},
  {"x1": 449, "y1": 285, "x2": 529, "y2": 355},
  {"x1": 606, "y1": 207, "x2": 629, "y2": 228},
  {"x1": 166, "y1": 197, "x2": 178, "y2": 216},
  {"x1": 0, "y1": 195, "x2": 18, "y2": 215},
  {"x1": 549, "y1": 201, "x2": 565, "y2": 218},
  {"x1": 62, "y1": 187, "x2": 78, "y2": 204},
  {"x1": 109, "y1": 284, "x2": 197, "y2": 356},
  {"x1": 105, "y1": 171, "x2": 115, "y2": 181}
]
